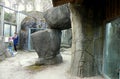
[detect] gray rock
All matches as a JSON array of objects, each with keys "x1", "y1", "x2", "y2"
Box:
[
  {"x1": 19, "y1": 30, "x2": 28, "y2": 50},
  {"x1": 44, "y1": 4, "x2": 71, "y2": 30},
  {"x1": 36, "y1": 54, "x2": 62, "y2": 65},
  {"x1": 31, "y1": 29, "x2": 63, "y2": 65},
  {"x1": 19, "y1": 17, "x2": 37, "y2": 50},
  {"x1": 28, "y1": 11, "x2": 48, "y2": 29},
  {"x1": 21, "y1": 17, "x2": 37, "y2": 31},
  {"x1": 30, "y1": 4, "x2": 72, "y2": 65}
]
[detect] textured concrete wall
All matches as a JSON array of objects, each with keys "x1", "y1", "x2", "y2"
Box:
[
  {"x1": 69, "y1": 4, "x2": 104, "y2": 77},
  {"x1": 19, "y1": 17, "x2": 37, "y2": 50},
  {"x1": 93, "y1": 26, "x2": 104, "y2": 74}
]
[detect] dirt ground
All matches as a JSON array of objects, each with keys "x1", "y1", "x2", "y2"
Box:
[{"x1": 0, "y1": 49, "x2": 104, "y2": 79}]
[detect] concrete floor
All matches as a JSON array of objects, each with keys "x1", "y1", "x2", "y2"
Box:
[{"x1": 0, "y1": 49, "x2": 104, "y2": 79}]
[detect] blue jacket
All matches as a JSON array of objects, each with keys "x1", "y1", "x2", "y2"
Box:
[{"x1": 13, "y1": 36, "x2": 18, "y2": 46}]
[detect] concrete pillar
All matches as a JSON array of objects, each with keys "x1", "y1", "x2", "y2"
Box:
[
  {"x1": 0, "y1": 3, "x2": 4, "y2": 36},
  {"x1": 69, "y1": 4, "x2": 95, "y2": 77}
]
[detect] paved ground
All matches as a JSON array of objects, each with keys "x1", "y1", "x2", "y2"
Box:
[{"x1": 0, "y1": 49, "x2": 104, "y2": 79}]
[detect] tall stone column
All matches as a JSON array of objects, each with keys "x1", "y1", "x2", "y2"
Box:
[{"x1": 69, "y1": 4, "x2": 95, "y2": 77}]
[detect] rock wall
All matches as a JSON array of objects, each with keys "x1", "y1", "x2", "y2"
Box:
[
  {"x1": 69, "y1": 4, "x2": 104, "y2": 77},
  {"x1": 19, "y1": 17, "x2": 37, "y2": 50},
  {"x1": 28, "y1": 11, "x2": 48, "y2": 29},
  {"x1": 19, "y1": 11, "x2": 49, "y2": 50}
]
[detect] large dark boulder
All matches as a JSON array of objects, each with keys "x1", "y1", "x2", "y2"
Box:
[
  {"x1": 31, "y1": 29, "x2": 62, "y2": 65},
  {"x1": 44, "y1": 4, "x2": 71, "y2": 30}
]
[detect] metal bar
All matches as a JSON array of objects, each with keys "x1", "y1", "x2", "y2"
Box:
[
  {"x1": 0, "y1": 3, "x2": 29, "y2": 16},
  {"x1": 4, "y1": 21, "x2": 16, "y2": 26},
  {"x1": 0, "y1": 3, "x2": 18, "y2": 12}
]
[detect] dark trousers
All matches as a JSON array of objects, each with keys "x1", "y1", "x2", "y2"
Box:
[{"x1": 14, "y1": 45, "x2": 17, "y2": 52}]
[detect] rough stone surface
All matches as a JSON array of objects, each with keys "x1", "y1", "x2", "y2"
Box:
[
  {"x1": 36, "y1": 54, "x2": 62, "y2": 65},
  {"x1": 19, "y1": 17, "x2": 37, "y2": 50},
  {"x1": 44, "y1": 4, "x2": 71, "y2": 30},
  {"x1": 28, "y1": 11, "x2": 48, "y2": 29},
  {"x1": 19, "y1": 30, "x2": 28, "y2": 50},
  {"x1": 69, "y1": 4, "x2": 103, "y2": 77},
  {"x1": 31, "y1": 29, "x2": 62, "y2": 65},
  {"x1": 21, "y1": 17, "x2": 37, "y2": 31}
]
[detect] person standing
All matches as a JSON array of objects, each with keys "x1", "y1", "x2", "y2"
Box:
[{"x1": 12, "y1": 32, "x2": 18, "y2": 54}]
